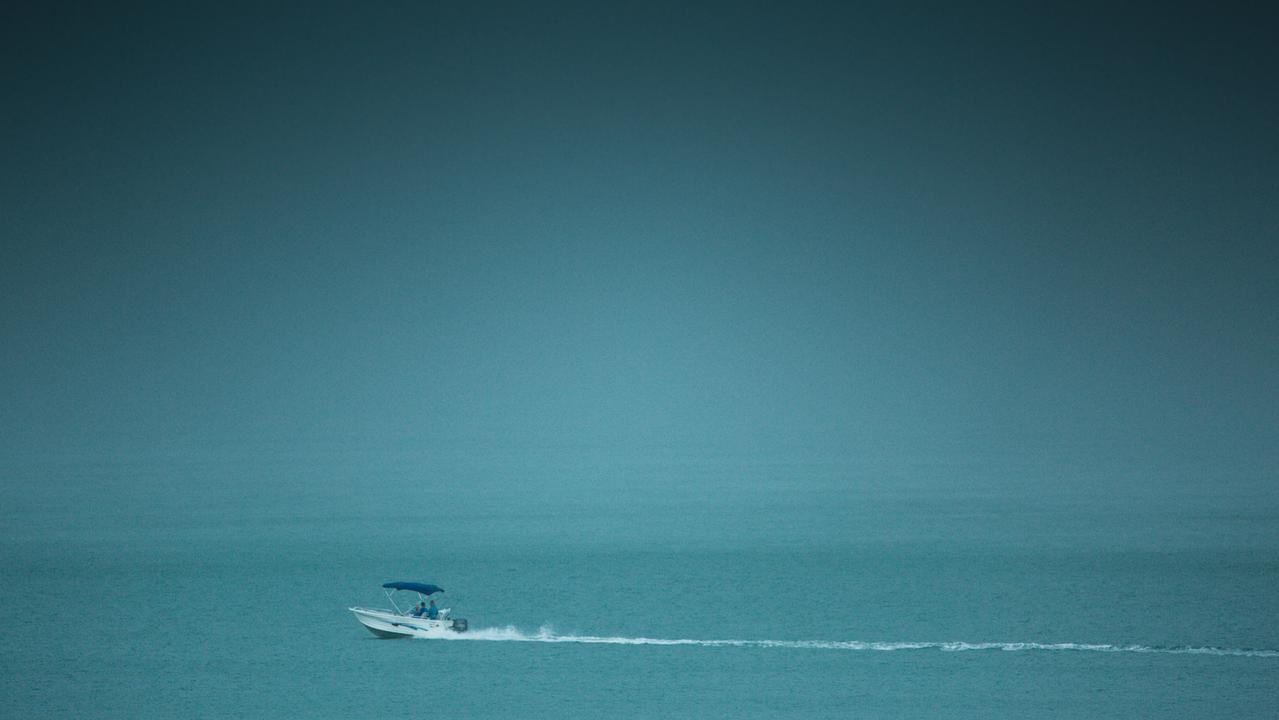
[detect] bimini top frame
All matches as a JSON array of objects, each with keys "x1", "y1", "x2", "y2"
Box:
[{"x1": 380, "y1": 581, "x2": 444, "y2": 615}]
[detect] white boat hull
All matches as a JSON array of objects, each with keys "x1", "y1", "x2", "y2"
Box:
[{"x1": 350, "y1": 607, "x2": 466, "y2": 639}]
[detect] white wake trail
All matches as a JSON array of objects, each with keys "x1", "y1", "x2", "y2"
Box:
[{"x1": 437, "y1": 626, "x2": 1279, "y2": 658}]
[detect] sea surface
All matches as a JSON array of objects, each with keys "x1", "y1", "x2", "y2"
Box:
[{"x1": 2, "y1": 443, "x2": 1277, "y2": 718}]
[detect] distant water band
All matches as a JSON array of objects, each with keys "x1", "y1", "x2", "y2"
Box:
[{"x1": 438, "y1": 626, "x2": 1279, "y2": 658}]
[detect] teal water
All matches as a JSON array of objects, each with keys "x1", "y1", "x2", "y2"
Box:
[{"x1": 2, "y1": 446, "x2": 1277, "y2": 718}]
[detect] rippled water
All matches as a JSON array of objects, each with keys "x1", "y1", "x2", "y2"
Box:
[{"x1": 2, "y1": 448, "x2": 1277, "y2": 718}]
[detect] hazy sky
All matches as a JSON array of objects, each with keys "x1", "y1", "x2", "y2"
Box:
[{"x1": 3, "y1": 2, "x2": 1276, "y2": 464}]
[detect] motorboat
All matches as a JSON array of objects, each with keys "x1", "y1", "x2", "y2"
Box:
[{"x1": 350, "y1": 581, "x2": 469, "y2": 638}]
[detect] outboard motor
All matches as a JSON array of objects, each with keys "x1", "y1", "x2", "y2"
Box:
[{"x1": 451, "y1": 618, "x2": 468, "y2": 633}]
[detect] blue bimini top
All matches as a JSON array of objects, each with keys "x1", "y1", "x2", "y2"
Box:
[{"x1": 382, "y1": 581, "x2": 444, "y2": 595}]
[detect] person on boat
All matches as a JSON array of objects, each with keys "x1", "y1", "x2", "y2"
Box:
[
  {"x1": 427, "y1": 600, "x2": 439, "y2": 619},
  {"x1": 411, "y1": 602, "x2": 426, "y2": 617}
]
